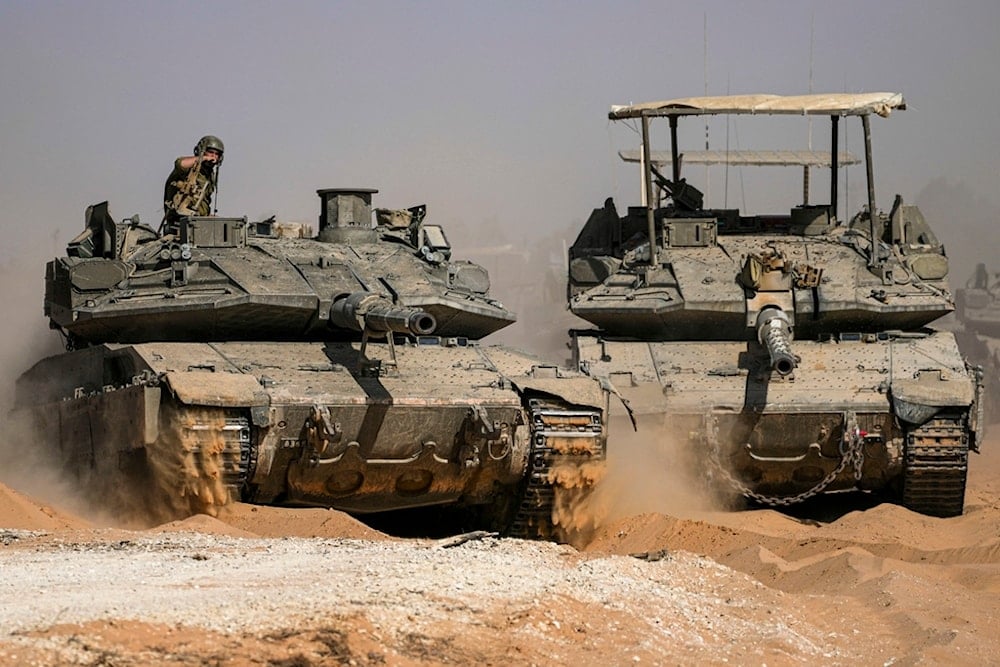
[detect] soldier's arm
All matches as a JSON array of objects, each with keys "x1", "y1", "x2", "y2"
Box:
[
  {"x1": 177, "y1": 155, "x2": 199, "y2": 170},
  {"x1": 178, "y1": 151, "x2": 219, "y2": 171}
]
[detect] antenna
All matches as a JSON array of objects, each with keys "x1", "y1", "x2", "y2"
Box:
[
  {"x1": 724, "y1": 74, "x2": 730, "y2": 209},
  {"x1": 808, "y1": 11, "x2": 814, "y2": 151},
  {"x1": 806, "y1": 11, "x2": 814, "y2": 204},
  {"x1": 704, "y1": 12, "x2": 710, "y2": 201},
  {"x1": 843, "y1": 73, "x2": 849, "y2": 217}
]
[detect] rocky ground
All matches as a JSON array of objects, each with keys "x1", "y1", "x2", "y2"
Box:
[{"x1": 1, "y1": 431, "x2": 998, "y2": 666}]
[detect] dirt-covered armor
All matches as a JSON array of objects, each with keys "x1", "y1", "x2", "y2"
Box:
[
  {"x1": 19, "y1": 188, "x2": 608, "y2": 540},
  {"x1": 567, "y1": 93, "x2": 981, "y2": 517}
]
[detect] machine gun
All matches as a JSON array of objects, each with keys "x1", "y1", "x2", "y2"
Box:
[{"x1": 756, "y1": 308, "x2": 797, "y2": 376}]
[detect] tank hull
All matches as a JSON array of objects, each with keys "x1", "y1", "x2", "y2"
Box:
[
  {"x1": 14, "y1": 339, "x2": 607, "y2": 538},
  {"x1": 574, "y1": 330, "x2": 979, "y2": 516}
]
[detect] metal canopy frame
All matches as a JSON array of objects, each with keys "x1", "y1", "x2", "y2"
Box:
[
  {"x1": 612, "y1": 93, "x2": 906, "y2": 269},
  {"x1": 620, "y1": 149, "x2": 861, "y2": 207},
  {"x1": 619, "y1": 149, "x2": 860, "y2": 168}
]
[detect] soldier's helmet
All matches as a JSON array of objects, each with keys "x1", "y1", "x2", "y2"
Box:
[{"x1": 194, "y1": 135, "x2": 225, "y2": 163}]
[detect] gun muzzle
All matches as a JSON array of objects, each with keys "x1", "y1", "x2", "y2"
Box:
[
  {"x1": 330, "y1": 292, "x2": 437, "y2": 336},
  {"x1": 756, "y1": 308, "x2": 796, "y2": 376},
  {"x1": 364, "y1": 303, "x2": 437, "y2": 335}
]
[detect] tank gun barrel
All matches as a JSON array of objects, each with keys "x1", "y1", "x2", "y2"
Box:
[
  {"x1": 330, "y1": 292, "x2": 437, "y2": 336},
  {"x1": 756, "y1": 309, "x2": 796, "y2": 376}
]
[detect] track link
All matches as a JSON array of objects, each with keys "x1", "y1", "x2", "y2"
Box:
[
  {"x1": 902, "y1": 415, "x2": 969, "y2": 518},
  {"x1": 507, "y1": 398, "x2": 606, "y2": 541}
]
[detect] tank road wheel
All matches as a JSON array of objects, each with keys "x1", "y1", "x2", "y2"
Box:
[
  {"x1": 507, "y1": 397, "x2": 606, "y2": 543},
  {"x1": 902, "y1": 414, "x2": 970, "y2": 518}
]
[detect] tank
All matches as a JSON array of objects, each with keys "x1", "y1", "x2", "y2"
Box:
[
  {"x1": 14, "y1": 188, "x2": 608, "y2": 540},
  {"x1": 953, "y1": 263, "x2": 1000, "y2": 422},
  {"x1": 567, "y1": 93, "x2": 982, "y2": 517}
]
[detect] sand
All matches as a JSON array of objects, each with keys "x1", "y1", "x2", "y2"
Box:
[{"x1": 0, "y1": 437, "x2": 998, "y2": 665}]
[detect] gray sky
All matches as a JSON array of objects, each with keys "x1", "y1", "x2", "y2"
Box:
[{"x1": 1, "y1": 0, "x2": 998, "y2": 271}]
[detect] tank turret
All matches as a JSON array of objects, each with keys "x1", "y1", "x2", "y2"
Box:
[
  {"x1": 45, "y1": 189, "x2": 515, "y2": 345},
  {"x1": 568, "y1": 93, "x2": 981, "y2": 517}
]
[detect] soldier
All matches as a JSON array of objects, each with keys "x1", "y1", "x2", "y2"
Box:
[
  {"x1": 970, "y1": 263, "x2": 990, "y2": 291},
  {"x1": 163, "y1": 135, "x2": 224, "y2": 227}
]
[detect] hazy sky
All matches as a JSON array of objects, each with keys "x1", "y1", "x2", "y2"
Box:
[{"x1": 1, "y1": 0, "x2": 998, "y2": 263}]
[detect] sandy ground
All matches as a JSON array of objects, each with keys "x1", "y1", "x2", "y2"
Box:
[{"x1": 1, "y1": 432, "x2": 998, "y2": 666}]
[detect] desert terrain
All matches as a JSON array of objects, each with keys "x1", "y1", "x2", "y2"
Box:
[{"x1": 0, "y1": 421, "x2": 998, "y2": 666}]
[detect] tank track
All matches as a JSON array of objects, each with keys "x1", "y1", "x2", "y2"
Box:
[
  {"x1": 178, "y1": 411, "x2": 253, "y2": 503},
  {"x1": 902, "y1": 414, "x2": 969, "y2": 518},
  {"x1": 507, "y1": 397, "x2": 605, "y2": 541}
]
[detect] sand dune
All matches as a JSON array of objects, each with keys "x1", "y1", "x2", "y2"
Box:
[
  {"x1": 1, "y1": 434, "x2": 998, "y2": 664},
  {"x1": 0, "y1": 482, "x2": 90, "y2": 531}
]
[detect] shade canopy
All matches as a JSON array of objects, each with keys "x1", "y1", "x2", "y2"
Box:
[{"x1": 609, "y1": 93, "x2": 905, "y2": 120}]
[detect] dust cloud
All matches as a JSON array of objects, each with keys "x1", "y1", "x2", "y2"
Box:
[
  {"x1": 0, "y1": 255, "x2": 61, "y2": 410},
  {"x1": 143, "y1": 405, "x2": 236, "y2": 522},
  {"x1": 0, "y1": 252, "x2": 169, "y2": 529},
  {"x1": 450, "y1": 218, "x2": 587, "y2": 363},
  {"x1": 915, "y1": 177, "x2": 1000, "y2": 294},
  {"x1": 0, "y1": 254, "x2": 83, "y2": 518},
  {"x1": 549, "y1": 458, "x2": 606, "y2": 547},
  {"x1": 556, "y1": 419, "x2": 728, "y2": 547}
]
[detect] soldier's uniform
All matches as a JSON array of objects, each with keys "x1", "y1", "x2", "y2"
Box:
[{"x1": 163, "y1": 158, "x2": 216, "y2": 219}]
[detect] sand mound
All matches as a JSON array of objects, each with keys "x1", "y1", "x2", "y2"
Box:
[
  {"x1": 588, "y1": 500, "x2": 1000, "y2": 581},
  {"x1": 586, "y1": 512, "x2": 768, "y2": 558},
  {"x1": 151, "y1": 513, "x2": 259, "y2": 539},
  {"x1": 216, "y1": 503, "x2": 389, "y2": 540},
  {"x1": 0, "y1": 481, "x2": 90, "y2": 531},
  {"x1": 151, "y1": 503, "x2": 387, "y2": 541}
]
